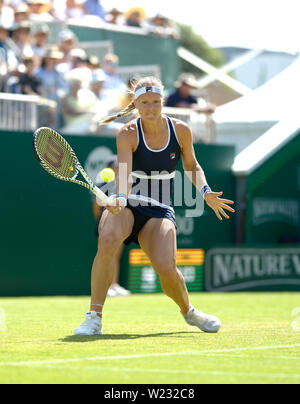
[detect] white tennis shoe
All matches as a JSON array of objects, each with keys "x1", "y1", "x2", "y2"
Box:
[
  {"x1": 111, "y1": 283, "x2": 131, "y2": 297},
  {"x1": 106, "y1": 284, "x2": 131, "y2": 297},
  {"x1": 183, "y1": 306, "x2": 221, "y2": 333},
  {"x1": 107, "y1": 287, "x2": 118, "y2": 297},
  {"x1": 74, "y1": 311, "x2": 102, "y2": 336}
]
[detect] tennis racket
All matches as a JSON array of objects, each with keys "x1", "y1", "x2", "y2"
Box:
[{"x1": 33, "y1": 127, "x2": 118, "y2": 206}]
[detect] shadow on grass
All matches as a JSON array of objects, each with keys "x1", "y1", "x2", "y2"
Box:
[{"x1": 61, "y1": 331, "x2": 198, "y2": 343}]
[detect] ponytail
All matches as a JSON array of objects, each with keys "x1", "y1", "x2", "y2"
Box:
[{"x1": 100, "y1": 100, "x2": 136, "y2": 125}]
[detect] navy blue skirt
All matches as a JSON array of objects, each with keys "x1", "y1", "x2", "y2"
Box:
[{"x1": 124, "y1": 200, "x2": 177, "y2": 246}]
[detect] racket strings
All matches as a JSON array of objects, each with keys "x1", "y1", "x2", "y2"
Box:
[
  {"x1": 33, "y1": 127, "x2": 107, "y2": 200},
  {"x1": 35, "y1": 129, "x2": 77, "y2": 180}
]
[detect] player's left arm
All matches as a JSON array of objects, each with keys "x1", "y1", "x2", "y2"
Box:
[{"x1": 176, "y1": 120, "x2": 235, "y2": 220}]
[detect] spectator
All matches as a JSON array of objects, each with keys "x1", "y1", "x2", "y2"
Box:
[
  {"x1": 14, "y1": 3, "x2": 30, "y2": 24},
  {"x1": 59, "y1": 71, "x2": 98, "y2": 128},
  {"x1": 105, "y1": 8, "x2": 123, "y2": 25},
  {"x1": 58, "y1": 28, "x2": 77, "y2": 57},
  {"x1": 90, "y1": 67, "x2": 120, "y2": 112},
  {"x1": 0, "y1": 20, "x2": 9, "y2": 89},
  {"x1": 36, "y1": 47, "x2": 66, "y2": 101},
  {"x1": 51, "y1": 0, "x2": 67, "y2": 20},
  {"x1": 148, "y1": 14, "x2": 179, "y2": 39},
  {"x1": 102, "y1": 53, "x2": 125, "y2": 92},
  {"x1": 11, "y1": 21, "x2": 34, "y2": 58},
  {"x1": 166, "y1": 73, "x2": 216, "y2": 114},
  {"x1": 89, "y1": 68, "x2": 105, "y2": 100},
  {"x1": 87, "y1": 54, "x2": 100, "y2": 71},
  {"x1": 0, "y1": 20, "x2": 9, "y2": 52},
  {"x1": 27, "y1": 0, "x2": 54, "y2": 22},
  {"x1": 56, "y1": 29, "x2": 77, "y2": 75},
  {"x1": 125, "y1": 7, "x2": 146, "y2": 28},
  {"x1": 0, "y1": 20, "x2": 22, "y2": 90},
  {"x1": 19, "y1": 56, "x2": 42, "y2": 95},
  {"x1": 83, "y1": 0, "x2": 105, "y2": 20},
  {"x1": 69, "y1": 48, "x2": 87, "y2": 68},
  {"x1": 6, "y1": 0, "x2": 24, "y2": 6},
  {"x1": 0, "y1": 0, "x2": 14, "y2": 28},
  {"x1": 65, "y1": 0, "x2": 84, "y2": 19},
  {"x1": 32, "y1": 24, "x2": 49, "y2": 58},
  {"x1": 101, "y1": 53, "x2": 126, "y2": 110},
  {"x1": 89, "y1": 68, "x2": 117, "y2": 126},
  {"x1": 68, "y1": 47, "x2": 92, "y2": 86}
]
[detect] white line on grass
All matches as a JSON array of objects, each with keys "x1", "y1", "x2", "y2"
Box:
[
  {"x1": 39, "y1": 365, "x2": 300, "y2": 380},
  {"x1": 198, "y1": 354, "x2": 300, "y2": 360},
  {"x1": 0, "y1": 343, "x2": 300, "y2": 367}
]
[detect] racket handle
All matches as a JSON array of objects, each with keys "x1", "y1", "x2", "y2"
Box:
[
  {"x1": 93, "y1": 186, "x2": 112, "y2": 205},
  {"x1": 93, "y1": 187, "x2": 127, "y2": 207}
]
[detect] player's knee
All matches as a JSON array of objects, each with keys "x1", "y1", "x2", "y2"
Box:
[
  {"x1": 155, "y1": 258, "x2": 177, "y2": 279},
  {"x1": 98, "y1": 230, "x2": 120, "y2": 255}
]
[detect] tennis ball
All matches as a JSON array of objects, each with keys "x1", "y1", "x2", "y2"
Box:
[{"x1": 100, "y1": 168, "x2": 115, "y2": 183}]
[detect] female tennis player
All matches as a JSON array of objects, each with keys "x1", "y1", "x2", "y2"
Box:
[{"x1": 75, "y1": 77, "x2": 235, "y2": 336}]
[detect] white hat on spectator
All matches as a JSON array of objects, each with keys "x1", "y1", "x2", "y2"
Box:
[
  {"x1": 66, "y1": 66, "x2": 93, "y2": 88},
  {"x1": 11, "y1": 21, "x2": 31, "y2": 32},
  {"x1": 174, "y1": 73, "x2": 199, "y2": 89},
  {"x1": 66, "y1": 69, "x2": 86, "y2": 84},
  {"x1": 70, "y1": 48, "x2": 87, "y2": 61},
  {"x1": 0, "y1": 15, "x2": 12, "y2": 30},
  {"x1": 14, "y1": 4, "x2": 30, "y2": 14},
  {"x1": 44, "y1": 47, "x2": 64, "y2": 60},
  {"x1": 58, "y1": 29, "x2": 77, "y2": 44},
  {"x1": 0, "y1": 20, "x2": 10, "y2": 31}
]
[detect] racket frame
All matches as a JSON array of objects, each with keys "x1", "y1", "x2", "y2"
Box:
[{"x1": 33, "y1": 127, "x2": 115, "y2": 206}]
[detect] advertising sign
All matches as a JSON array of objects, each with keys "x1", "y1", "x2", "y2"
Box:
[
  {"x1": 128, "y1": 249, "x2": 205, "y2": 293},
  {"x1": 205, "y1": 248, "x2": 300, "y2": 292},
  {"x1": 252, "y1": 198, "x2": 299, "y2": 226}
]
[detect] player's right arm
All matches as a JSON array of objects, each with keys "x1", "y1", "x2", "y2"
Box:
[{"x1": 106, "y1": 123, "x2": 137, "y2": 215}]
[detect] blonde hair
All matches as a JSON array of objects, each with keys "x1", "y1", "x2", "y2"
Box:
[
  {"x1": 100, "y1": 76, "x2": 164, "y2": 125},
  {"x1": 103, "y1": 53, "x2": 119, "y2": 64}
]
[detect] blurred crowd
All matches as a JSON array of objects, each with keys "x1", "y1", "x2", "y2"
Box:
[
  {"x1": 0, "y1": 0, "x2": 179, "y2": 36},
  {"x1": 0, "y1": 0, "x2": 180, "y2": 133}
]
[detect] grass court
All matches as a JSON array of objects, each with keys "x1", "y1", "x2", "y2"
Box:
[{"x1": 0, "y1": 292, "x2": 300, "y2": 384}]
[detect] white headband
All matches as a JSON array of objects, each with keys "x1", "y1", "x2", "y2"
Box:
[{"x1": 135, "y1": 86, "x2": 163, "y2": 100}]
